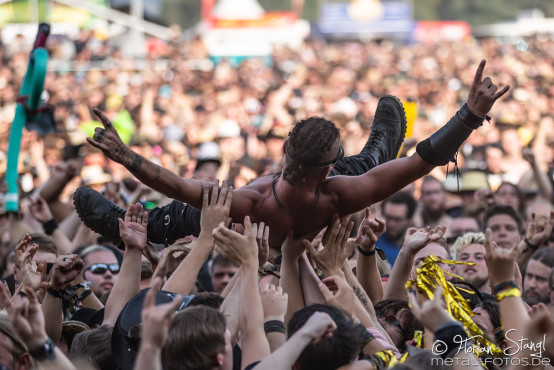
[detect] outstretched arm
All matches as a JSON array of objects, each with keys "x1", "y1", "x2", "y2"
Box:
[
  {"x1": 86, "y1": 109, "x2": 253, "y2": 217},
  {"x1": 334, "y1": 60, "x2": 509, "y2": 215}
]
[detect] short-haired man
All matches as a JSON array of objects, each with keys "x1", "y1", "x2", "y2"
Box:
[
  {"x1": 523, "y1": 249, "x2": 554, "y2": 306},
  {"x1": 78, "y1": 245, "x2": 120, "y2": 299},
  {"x1": 377, "y1": 191, "x2": 417, "y2": 266},
  {"x1": 483, "y1": 205, "x2": 523, "y2": 250},
  {"x1": 210, "y1": 254, "x2": 238, "y2": 294},
  {"x1": 414, "y1": 176, "x2": 452, "y2": 229},
  {"x1": 163, "y1": 305, "x2": 233, "y2": 370},
  {"x1": 445, "y1": 215, "x2": 480, "y2": 247},
  {"x1": 452, "y1": 232, "x2": 490, "y2": 293}
]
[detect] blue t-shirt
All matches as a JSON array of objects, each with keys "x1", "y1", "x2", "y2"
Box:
[{"x1": 376, "y1": 232, "x2": 402, "y2": 267}]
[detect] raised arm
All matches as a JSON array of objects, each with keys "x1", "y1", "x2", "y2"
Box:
[
  {"x1": 334, "y1": 60, "x2": 510, "y2": 215},
  {"x1": 87, "y1": 108, "x2": 204, "y2": 207}
]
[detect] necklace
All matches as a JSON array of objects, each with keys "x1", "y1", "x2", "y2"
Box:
[{"x1": 272, "y1": 172, "x2": 320, "y2": 214}]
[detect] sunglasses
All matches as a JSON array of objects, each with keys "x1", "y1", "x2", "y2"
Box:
[
  {"x1": 378, "y1": 314, "x2": 408, "y2": 339},
  {"x1": 302, "y1": 146, "x2": 345, "y2": 168},
  {"x1": 86, "y1": 263, "x2": 120, "y2": 275}
]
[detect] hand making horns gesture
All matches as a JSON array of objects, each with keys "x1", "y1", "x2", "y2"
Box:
[{"x1": 466, "y1": 59, "x2": 510, "y2": 118}]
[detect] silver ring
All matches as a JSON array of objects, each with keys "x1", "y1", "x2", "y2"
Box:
[{"x1": 62, "y1": 257, "x2": 68, "y2": 261}]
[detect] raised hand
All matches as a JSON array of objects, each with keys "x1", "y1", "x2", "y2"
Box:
[
  {"x1": 466, "y1": 59, "x2": 510, "y2": 117},
  {"x1": 484, "y1": 228, "x2": 523, "y2": 285},
  {"x1": 408, "y1": 286, "x2": 452, "y2": 333},
  {"x1": 140, "y1": 277, "x2": 182, "y2": 349},
  {"x1": 86, "y1": 108, "x2": 129, "y2": 164},
  {"x1": 318, "y1": 273, "x2": 357, "y2": 314},
  {"x1": 200, "y1": 180, "x2": 233, "y2": 235},
  {"x1": 298, "y1": 311, "x2": 337, "y2": 344},
  {"x1": 305, "y1": 216, "x2": 356, "y2": 276},
  {"x1": 260, "y1": 283, "x2": 288, "y2": 321},
  {"x1": 212, "y1": 216, "x2": 259, "y2": 269},
  {"x1": 402, "y1": 225, "x2": 446, "y2": 255},
  {"x1": 152, "y1": 241, "x2": 193, "y2": 280},
  {"x1": 281, "y1": 231, "x2": 307, "y2": 262},
  {"x1": 49, "y1": 255, "x2": 85, "y2": 289},
  {"x1": 256, "y1": 222, "x2": 270, "y2": 266},
  {"x1": 11, "y1": 287, "x2": 48, "y2": 351},
  {"x1": 118, "y1": 203, "x2": 148, "y2": 251},
  {"x1": 356, "y1": 208, "x2": 385, "y2": 252},
  {"x1": 525, "y1": 212, "x2": 554, "y2": 251},
  {"x1": 28, "y1": 196, "x2": 54, "y2": 224}
]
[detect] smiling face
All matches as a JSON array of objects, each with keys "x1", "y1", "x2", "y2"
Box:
[{"x1": 455, "y1": 243, "x2": 489, "y2": 291}]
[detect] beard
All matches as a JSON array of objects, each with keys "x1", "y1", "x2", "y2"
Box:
[
  {"x1": 461, "y1": 274, "x2": 489, "y2": 291},
  {"x1": 523, "y1": 290, "x2": 550, "y2": 306}
]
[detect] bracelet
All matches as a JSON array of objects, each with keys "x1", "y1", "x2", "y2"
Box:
[
  {"x1": 357, "y1": 245, "x2": 376, "y2": 257},
  {"x1": 496, "y1": 287, "x2": 522, "y2": 302},
  {"x1": 42, "y1": 219, "x2": 58, "y2": 236},
  {"x1": 28, "y1": 337, "x2": 56, "y2": 361},
  {"x1": 78, "y1": 289, "x2": 92, "y2": 301},
  {"x1": 46, "y1": 285, "x2": 65, "y2": 299},
  {"x1": 264, "y1": 320, "x2": 285, "y2": 335},
  {"x1": 359, "y1": 326, "x2": 376, "y2": 347},
  {"x1": 258, "y1": 266, "x2": 281, "y2": 279},
  {"x1": 314, "y1": 267, "x2": 324, "y2": 280},
  {"x1": 357, "y1": 246, "x2": 387, "y2": 260},
  {"x1": 493, "y1": 280, "x2": 518, "y2": 294},
  {"x1": 72, "y1": 281, "x2": 93, "y2": 291},
  {"x1": 524, "y1": 238, "x2": 539, "y2": 251}
]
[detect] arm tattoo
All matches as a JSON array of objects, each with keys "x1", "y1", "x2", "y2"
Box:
[
  {"x1": 129, "y1": 154, "x2": 144, "y2": 173},
  {"x1": 143, "y1": 166, "x2": 161, "y2": 186},
  {"x1": 352, "y1": 286, "x2": 369, "y2": 306}
]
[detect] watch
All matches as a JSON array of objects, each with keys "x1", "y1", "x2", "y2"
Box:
[
  {"x1": 29, "y1": 337, "x2": 55, "y2": 360},
  {"x1": 72, "y1": 281, "x2": 93, "y2": 290}
]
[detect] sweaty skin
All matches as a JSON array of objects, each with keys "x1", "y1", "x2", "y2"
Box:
[{"x1": 87, "y1": 61, "x2": 508, "y2": 252}]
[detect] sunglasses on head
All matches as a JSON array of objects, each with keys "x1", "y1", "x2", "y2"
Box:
[{"x1": 86, "y1": 263, "x2": 120, "y2": 275}]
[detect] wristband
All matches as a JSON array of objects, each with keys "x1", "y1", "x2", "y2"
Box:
[
  {"x1": 78, "y1": 289, "x2": 92, "y2": 301},
  {"x1": 72, "y1": 281, "x2": 93, "y2": 291},
  {"x1": 357, "y1": 245, "x2": 386, "y2": 260},
  {"x1": 359, "y1": 326, "x2": 376, "y2": 347},
  {"x1": 29, "y1": 337, "x2": 56, "y2": 361},
  {"x1": 496, "y1": 287, "x2": 521, "y2": 302},
  {"x1": 46, "y1": 285, "x2": 65, "y2": 299},
  {"x1": 357, "y1": 245, "x2": 376, "y2": 256},
  {"x1": 524, "y1": 238, "x2": 539, "y2": 251},
  {"x1": 264, "y1": 320, "x2": 285, "y2": 335},
  {"x1": 42, "y1": 219, "x2": 58, "y2": 235},
  {"x1": 493, "y1": 280, "x2": 517, "y2": 294}
]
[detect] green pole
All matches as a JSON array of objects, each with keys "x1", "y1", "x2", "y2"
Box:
[{"x1": 5, "y1": 23, "x2": 49, "y2": 212}]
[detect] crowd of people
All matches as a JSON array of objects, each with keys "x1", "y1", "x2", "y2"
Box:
[{"x1": 0, "y1": 27, "x2": 553, "y2": 370}]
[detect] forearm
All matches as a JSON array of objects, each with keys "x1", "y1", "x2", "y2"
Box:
[
  {"x1": 252, "y1": 330, "x2": 312, "y2": 370},
  {"x1": 240, "y1": 263, "x2": 270, "y2": 367},
  {"x1": 383, "y1": 249, "x2": 414, "y2": 301},
  {"x1": 34, "y1": 347, "x2": 77, "y2": 370},
  {"x1": 220, "y1": 272, "x2": 241, "y2": 343},
  {"x1": 116, "y1": 147, "x2": 204, "y2": 208},
  {"x1": 298, "y1": 254, "x2": 326, "y2": 306},
  {"x1": 280, "y1": 254, "x2": 305, "y2": 325},
  {"x1": 134, "y1": 343, "x2": 162, "y2": 370},
  {"x1": 343, "y1": 262, "x2": 376, "y2": 321},
  {"x1": 50, "y1": 229, "x2": 73, "y2": 255},
  {"x1": 355, "y1": 255, "x2": 383, "y2": 305},
  {"x1": 163, "y1": 233, "x2": 213, "y2": 295},
  {"x1": 104, "y1": 249, "x2": 142, "y2": 325},
  {"x1": 41, "y1": 293, "x2": 63, "y2": 344},
  {"x1": 37, "y1": 172, "x2": 73, "y2": 203},
  {"x1": 530, "y1": 161, "x2": 553, "y2": 201},
  {"x1": 516, "y1": 240, "x2": 533, "y2": 268},
  {"x1": 58, "y1": 212, "x2": 83, "y2": 244}
]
